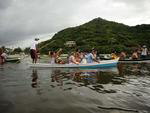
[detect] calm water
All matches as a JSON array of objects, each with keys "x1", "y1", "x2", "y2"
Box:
[{"x1": 0, "y1": 58, "x2": 150, "y2": 113}]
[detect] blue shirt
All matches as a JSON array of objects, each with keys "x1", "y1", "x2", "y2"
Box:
[{"x1": 85, "y1": 53, "x2": 94, "y2": 63}]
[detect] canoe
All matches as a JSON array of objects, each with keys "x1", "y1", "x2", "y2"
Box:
[
  {"x1": 119, "y1": 59, "x2": 150, "y2": 63},
  {"x1": 6, "y1": 58, "x2": 21, "y2": 62},
  {"x1": 29, "y1": 58, "x2": 119, "y2": 68}
]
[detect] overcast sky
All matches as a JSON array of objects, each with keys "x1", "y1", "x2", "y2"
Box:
[{"x1": 0, "y1": 0, "x2": 150, "y2": 48}]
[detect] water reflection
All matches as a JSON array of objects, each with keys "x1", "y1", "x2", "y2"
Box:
[
  {"x1": 72, "y1": 69, "x2": 98, "y2": 86},
  {"x1": 30, "y1": 67, "x2": 123, "y2": 91},
  {"x1": 71, "y1": 68, "x2": 126, "y2": 85},
  {"x1": 46, "y1": 67, "x2": 125, "y2": 94},
  {"x1": 118, "y1": 63, "x2": 150, "y2": 76},
  {"x1": 30, "y1": 63, "x2": 150, "y2": 89},
  {"x1": 2, "y1": 59, "x2": 150, "y2": 113},
  {"x1": 30, "y1": 63, "x2": 150, "y2": 94},
  {"x1": 31, "y1": 69, "x2": 38, "y2": 88},
  {"x1": 7, "y1": 62, "x2": 150, "y2": 113},
  {"x1": 51, "y1": 69, "x2": 63, "y2": 86}
]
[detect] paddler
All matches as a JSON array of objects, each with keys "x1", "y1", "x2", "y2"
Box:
[{"x1": 30, "y1": 38, "x2": 39, "y2": 63}]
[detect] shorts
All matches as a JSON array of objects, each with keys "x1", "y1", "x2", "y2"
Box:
[{"x1": 30, "y1": 49, "x2": 37, "y2": 59}]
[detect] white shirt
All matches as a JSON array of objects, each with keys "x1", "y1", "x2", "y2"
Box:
[
  {"x1": 81, "y1": 58, "x2": 87, "y2": 64},
  {"x1": 50, "y1": 57, "x2": 55, "y2": 64},
  {"x1": 141, "y1": 48, "x2": 148, "y2": 56},
  {"x1": 30, "y1": 41, "x2": 38, "y2": 50}
]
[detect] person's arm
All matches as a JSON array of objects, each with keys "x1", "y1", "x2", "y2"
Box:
[
  {"x1": 56, "y1": 48, "x2": 62, "y2": 57},
  {"x1": 91, "y1": 53, "x2": 95, "y2": 59},
  {"x1": 91, "y1": 53, "x2": 99, "y2": 63}
]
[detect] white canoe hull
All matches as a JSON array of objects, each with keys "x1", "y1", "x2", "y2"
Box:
[{"x1": 29, "y1": 58, "x2": 119, "y2": 68}]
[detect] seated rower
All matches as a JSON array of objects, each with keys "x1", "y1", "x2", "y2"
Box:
[
  {"x1": 80, "y1": 52, "x2": 87, "y2": 64},
  {"x1": 49, "y1": 51, "x2": 56, "y2": 64},
  {"x1": 69, "y1": 52, "x2": 80, "y2": 64},
  {"x1": 75, "y1": 50, "x2": 81, "y2": 63},
  {"x1": 49, "y1": 48, "x2": 64, "y2": 64},
  {"x1": 85, "y1": 49, "x2": 99, "y2": 63},
  {"x1": 111, "y1": 52, "x2": 118, "y2": 59},
  {"x1": 119, "y1": 51, "x2": 126, "y2": 60},
  {"x1": 141, "y1": 45, "x2": 148, "y2": 59},
  {"x1": 55, "y1": 49, "x2": 65, "y2": 64},
  {"x1": 131, "y1": 50, "x2": 138, "y2": 60}
]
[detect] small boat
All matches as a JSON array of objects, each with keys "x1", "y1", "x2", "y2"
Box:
[
  {"x1": 119, "y1": 58, "x2": 150, "y2": 63},
  {"x1": 99, "y1": 54, "x2": 111, "y2": 60},
  {"x1": 6, "y1": 57, "x2": 21, "y2": 62},
  {"x1": 29, "y1": 58, "x2": 119, "y2": 68}
]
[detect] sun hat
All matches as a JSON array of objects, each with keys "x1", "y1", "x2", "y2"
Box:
[{"x1": 35, "y1": 38, "x2": 39, "y2": 41}]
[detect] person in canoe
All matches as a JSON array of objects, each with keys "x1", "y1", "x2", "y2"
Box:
[
  {"x1": 131, "y1": 50, "x2": 139, "y2": 60},
  {"x1": 74, "y1": 49, "x2": 82, "y2": 63},
  {"x1": 141, "y1": 45, "x2": 148, "y2": 59},
  {"x1": 111, "y1": 51, "x2": 118, "y2": 59},
  {"x1": 119, "y1": 51, "x2": 126, "y2": 60},
  {"x1": 69, "y1": 52, "x2": 80, "y2": 64},
  {"x1": 85, "y1": 49, "x2": 100, "y2": 63},
  {"x1": 49, "y1": 48, "x2": 64, "y2": 64},
  {"x1": 30, "y1": 38, "x2": 39, "y2": 63},
  {"x1": 80, "y1": 51, "x2": 87, "y2": 64},
  {"x1": 49, "y1": 51, "x2": 56, "y2": 64}
]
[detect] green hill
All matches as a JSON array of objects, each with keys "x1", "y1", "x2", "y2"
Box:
[{"x1": 39, "y1": 17, "x2": 150, "y2": 54}]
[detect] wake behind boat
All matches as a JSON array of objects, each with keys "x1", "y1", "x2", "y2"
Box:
[{"x1": 29, "y1": 58, "x2": 119, "y2": 68}]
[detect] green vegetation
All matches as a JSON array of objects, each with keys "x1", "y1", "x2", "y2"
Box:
[
  {"x1": 24, "y1": 47, "x2": 30, "y2": 54},
  {"x1": 13, "y1": 47, "x2": 22, "y2": 54},
  {"x1": 39, "y1": 17, "x2": 150, "y2": 54}
]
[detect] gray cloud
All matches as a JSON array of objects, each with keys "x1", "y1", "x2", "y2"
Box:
[
  {"x1": 0, "y1": 0, "x2": 92, "y2": 45},
  {"x1": 0, "y1": 0, "x2": 150, "y2": 47},
  {"x1": 111, "y1": 0, "x2": 149, "y2": 12},
  {"x1": 112, "y1": 0, "x2": 148, "y2": 5},
  {"x1": 0, "y1": 0, "x2": 13, "y2": 10}
]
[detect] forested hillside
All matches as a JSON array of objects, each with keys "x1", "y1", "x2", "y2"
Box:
[{"x1": 39, "y1": 17, "x2": 150, "y2": 54}]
